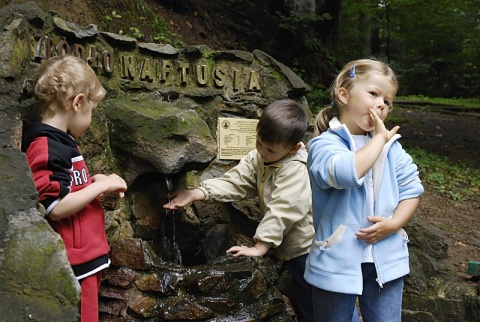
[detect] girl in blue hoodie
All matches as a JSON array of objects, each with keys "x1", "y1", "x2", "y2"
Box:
[{"x1": 304, "y1": 59, "x2": 424, "y2": 322}]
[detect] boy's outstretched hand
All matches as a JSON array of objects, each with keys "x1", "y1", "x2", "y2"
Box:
[
  {"x1": 163, "y1": 188, "x2": 206, "y2": 210},
  {"x1": 226, "y1": 242, "x2": 269, "y2": 257}
]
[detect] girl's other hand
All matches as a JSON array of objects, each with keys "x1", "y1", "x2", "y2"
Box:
[{"x1": 355, "y1": 216, "x2": 396, "y2": 244}]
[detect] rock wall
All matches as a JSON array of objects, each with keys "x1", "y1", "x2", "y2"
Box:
[
  {"x1": 0, "y1": 2, "x2": 478, "y2": 322},
  {"x1": 0, "y1": 2, "x2": 309, "y2": 321}
]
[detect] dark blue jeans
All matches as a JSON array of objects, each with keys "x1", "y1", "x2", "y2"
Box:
[
  {"x1": 284, "y1": 254, "x2": 360, "y2": 322},
  {"x1": 284, "y1": 253, "x2": 314, "y2": 322},
  {"x1": 312, "y1": 263, "x2": 403, "y2": 322}
]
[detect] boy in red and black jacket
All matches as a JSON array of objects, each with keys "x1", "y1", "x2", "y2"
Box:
[{"x1": 22, "y1": 55, "x2": 127, "y2": 322}]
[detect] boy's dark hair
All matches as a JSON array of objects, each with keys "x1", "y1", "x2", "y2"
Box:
[{"x1": 257, "y1": 99, "x2": 308, "y2": 147}]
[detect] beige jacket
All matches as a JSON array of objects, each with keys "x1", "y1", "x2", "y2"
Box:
[{"x1": 198, "y1": 143, "x2": 314, "y2": 261}]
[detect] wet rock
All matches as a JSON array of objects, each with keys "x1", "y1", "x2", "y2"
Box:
[
  {"x1": 98, "y1": 299, "x2": 128, "y2": 317},
  {"x1": 162, "y1": 295, "x2": 215, "y2": 320},
  {"x1": 198, "y1": 272, "x2": 229, "y2": 294},
  {"x1": 99, "y1": 285, "x2": 129, "y2": 300},
  {"x1": 128, "y1": 293, "x2": 159, "y2": 318},
  {"x1": 105, "y1": 267, "x2": 137, "y2": 288},
  {"x1": 110, "y1": 238, "x2": 147, "y2": 270}
]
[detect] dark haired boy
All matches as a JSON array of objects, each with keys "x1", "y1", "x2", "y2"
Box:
[{"x1": 164, "y1": 99, "x2": 314, "y2": 321}]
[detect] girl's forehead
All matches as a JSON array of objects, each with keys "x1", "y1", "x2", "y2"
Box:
[
  {"x1": 356, "y1": 73, "x2": 397, "y2": 92},
  {"x1": 364, "y1": 72, "x2": 393, "y2": 83}
]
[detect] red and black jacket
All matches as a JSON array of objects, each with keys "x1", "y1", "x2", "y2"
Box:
[{"x1": 22, "y1": 122, "x2": 110, "y2": 279}]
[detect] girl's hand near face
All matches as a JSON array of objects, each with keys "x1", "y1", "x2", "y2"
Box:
[
  {"x1": 369, "y1": 108, "x2": 399, "y2": 143},
  {"x1": 355, "y1": 109, "x2": 400, "y2": 178}
]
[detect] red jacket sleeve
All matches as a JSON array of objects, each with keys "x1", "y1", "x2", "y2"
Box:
[{"x1": 25, "y1": 136, "x2": 72, "y2": 214}]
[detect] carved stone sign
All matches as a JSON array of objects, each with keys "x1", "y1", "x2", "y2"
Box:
[{"x1": 33, "y1": 36, "x2": 262, "y2": 92}]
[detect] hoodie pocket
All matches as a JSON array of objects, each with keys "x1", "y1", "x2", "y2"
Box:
[
  {"x1": 313, "y1": 224, "x2": 345, "y2": 250},
  {"x1": 309, "y1": 224, "x2": 362, "y2": 276}
]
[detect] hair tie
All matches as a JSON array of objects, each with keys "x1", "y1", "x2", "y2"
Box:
[
  {"x1": 330, "y1": 101, "x2": 336, "y2": 108},
  {"x1": 349, "y1": 65, "x2": 356, "y2": 78}
]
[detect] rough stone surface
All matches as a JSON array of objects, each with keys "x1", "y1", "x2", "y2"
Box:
[{"x1": 0, "y1": 208, "x2": 80, "y2": 322}]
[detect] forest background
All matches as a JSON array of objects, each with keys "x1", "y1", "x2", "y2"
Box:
[
  {"x1": 4, "y1": 0, "x2": 479, "y2": 104},
  {"x1": 92, "y1": 0, "x2": 480, "y2": 107}
]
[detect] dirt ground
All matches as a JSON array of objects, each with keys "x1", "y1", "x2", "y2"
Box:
[{"x1": 388, "y1": 107, "x2": 480, "y2": 282}]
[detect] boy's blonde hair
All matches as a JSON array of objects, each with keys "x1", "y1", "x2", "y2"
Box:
[
  {"x1": 314, "y1": 58, "x2": 398, "y2": 135},
  {"x1": 33, "y1": 55, "x2": 106, "y2": 117},
  {"x1": 257, "y1": 99, "x2": 308, "y2": 147}
]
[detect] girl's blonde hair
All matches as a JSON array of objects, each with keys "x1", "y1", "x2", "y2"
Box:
[
  {"x1": 33, "y1": 55, "x2": 106, "y2": 117},
  {"x1": 313, "y1": 58, "x2": 398, "y2": 135}
]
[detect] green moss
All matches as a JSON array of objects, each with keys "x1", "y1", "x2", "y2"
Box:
[
  {"x1": 271, "y1": 69, "x2": 284, "y2": 81},
  {"x1": 2, "y1": 218, "x2": 79, "y2": 304},
  {"x1": 6, "y1": 20, "x2": 30, "y2": 77},
  {"x1": 105, "y1": 98, "x2": 213, "y2": 142}
]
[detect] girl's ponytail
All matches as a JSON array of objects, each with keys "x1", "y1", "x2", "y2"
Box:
[{"x1": 313, "y1": 103, "x2": 336, "y2": 136}]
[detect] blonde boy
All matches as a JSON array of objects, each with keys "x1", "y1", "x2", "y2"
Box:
[{"x1": 21, "y1": 55, "x2": 127, "y2": 322}]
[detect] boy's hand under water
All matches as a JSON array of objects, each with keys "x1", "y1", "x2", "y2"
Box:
[{"x1": 163, "y1": 188, "x2": 205, "y2": 210}]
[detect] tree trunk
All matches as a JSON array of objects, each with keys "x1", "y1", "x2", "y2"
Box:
[{"x1": 294, "y1": 0, "x2": 316, "y2": 15}]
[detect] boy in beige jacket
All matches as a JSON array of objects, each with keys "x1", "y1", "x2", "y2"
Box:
[{"x1": 164, "y1": 99, "x2": 314, "y2": 321}]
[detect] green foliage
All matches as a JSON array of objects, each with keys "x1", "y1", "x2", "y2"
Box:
[
  {"x1": 129, "y1": 27, "x2": 144, "y2": 40},
  {"x1": 278, "y1": 12, "x2": 328, "y2": 52},
  {"x1": 385, "y1": 110, "x2": 409, "y2": 124},
  {"x1": 306, "y1": 87, "x2": 330, "y2": 115},
  {"x1": 325, "y1": 0, "x2": 480, "y2": 98},
  {"x1": 104, "y1": 10, "x2": 121, "y2": 22},
  {"x1": 111, "y1": 10, "x2": 122, "y2": 19},
  {"x1": 136, "y1": 0, "x2": 184, "y2": 47},
  {"x1": 101, "y1": 1, "x2": 184, "y2": 47},
  {"x1": 409, "y1": 147, "x2": 480, "y2": 206}
]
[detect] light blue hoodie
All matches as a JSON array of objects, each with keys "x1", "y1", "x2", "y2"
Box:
[{"x1": 304, "y1": 117, "x2": 424, "y2": 295}]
